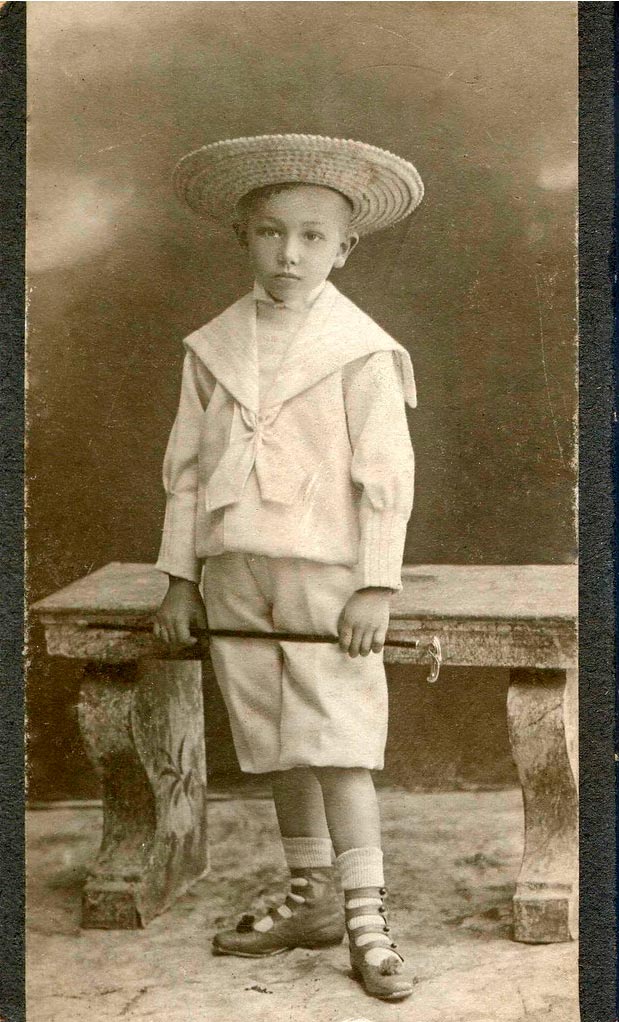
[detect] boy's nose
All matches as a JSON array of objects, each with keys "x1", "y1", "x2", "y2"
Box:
[{"x1": 278, "y1": 237, "x2": 300, "y2": 266}]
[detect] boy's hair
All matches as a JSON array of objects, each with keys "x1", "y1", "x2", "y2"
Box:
[{"x1": 233, "y1": 181, "x2": 354, "y2": 226}]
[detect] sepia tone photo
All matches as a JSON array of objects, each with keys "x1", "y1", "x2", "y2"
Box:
[{"x1": 26, "y1": 3, "x2": 578, "y2": 1020}]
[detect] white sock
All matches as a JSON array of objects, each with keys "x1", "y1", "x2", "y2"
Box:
[
  {"x1": 282, "y1": 836, "x2": 333, "y2": 870},
  {"x1": 336, "y1": 846, "x2": 384, "y2": 890}
]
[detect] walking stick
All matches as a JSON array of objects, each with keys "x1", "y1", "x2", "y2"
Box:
[{"x1": 85, "y1": 622, "x2": 442, "y2": 683}]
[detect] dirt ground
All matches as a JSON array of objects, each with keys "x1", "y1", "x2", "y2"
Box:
[{"x1": 27, "y1": 789, "x2": 579, "y2": 1022}]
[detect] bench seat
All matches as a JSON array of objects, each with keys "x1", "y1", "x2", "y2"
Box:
[{"x1": 33, "y1": 562, "x2": 578, "y2": 941}]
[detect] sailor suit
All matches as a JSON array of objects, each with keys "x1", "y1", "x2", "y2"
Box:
[{"x1": 156, "y1": 281, "x2": 416, "y2": 772}]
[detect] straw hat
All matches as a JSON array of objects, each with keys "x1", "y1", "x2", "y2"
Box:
[{"x1": 173, "y1": 134, "x2": 424, "y2": 235}]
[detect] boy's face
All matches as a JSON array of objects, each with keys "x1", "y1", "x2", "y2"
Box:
[{"x1": 236, "y1": 184, "x2": 359, "y2": 303}]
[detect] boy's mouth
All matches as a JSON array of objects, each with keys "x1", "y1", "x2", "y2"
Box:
[{"x1": 274, "y1": 273, "x2": 301, "y2": 280}]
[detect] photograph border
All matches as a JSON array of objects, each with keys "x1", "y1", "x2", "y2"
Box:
[
  {"x1": 1, "y1": 3, "x2": 26, "y2": 1021},
  {"x1": 1, "y1": 3, "x2": 616, "y2": 1020}
]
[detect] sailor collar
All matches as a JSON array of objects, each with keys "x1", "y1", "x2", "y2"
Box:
[{"x1": 184, "y1": 281, "x2": 417, "y2": 414}]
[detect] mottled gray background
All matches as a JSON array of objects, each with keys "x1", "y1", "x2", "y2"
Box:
[{"x1": 26, "y1": 2, "x2": 577, "y2": 798}]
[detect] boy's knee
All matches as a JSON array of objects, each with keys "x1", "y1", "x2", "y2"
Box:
[{"x1": 312, "y1": 766, "x2": 370, "y2": 787}]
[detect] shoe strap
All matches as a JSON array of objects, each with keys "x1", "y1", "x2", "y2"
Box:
[
  {"x1": 349, "y1": 923, "x2": 404, "y2": 963},
  {"x1": 252, "y1": 913, "x2": 275, "y2": 932},
  {"x1": 345, "y1": 893, "x2": 403, "y2": 963},
  {"x1": 350, "y1": 925, "x2": 395, "y2": 950},
  {"x1": 345, "y1": 900, "x2": 388, "y2": 930},
  {"x1": 345, "y1": 896, "x2": 383, "y2": 910},
  {"x1": 348, "y1": 913, "x2": 385, "y2": 931},
  {"x1": 354, "y1": 931, "x2": 394, "y2": 948},
  {"x1": 239, "y1": 873, "x2": 320, "y2": 932},
  {"x1": 287, "y1": 892, "x2": 306, "y2": 904},
  {"x1": 354, "y1": 937, "x2": 404, "y2": 964}
]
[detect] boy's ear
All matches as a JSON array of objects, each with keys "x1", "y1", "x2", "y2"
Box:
[
  {"x1": 333, "y1": 232, "x2": 359, "y2": 269},
  {"x1": 232, "y1": 221, "x2": 248, "y2": 248}
]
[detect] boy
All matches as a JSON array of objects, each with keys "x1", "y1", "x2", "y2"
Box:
[{"x1": 154, "y1": 134, "x2": 423, "y2": 1001}]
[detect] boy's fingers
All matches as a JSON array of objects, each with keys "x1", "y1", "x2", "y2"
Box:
[
  {"x1": 179, "y1": 620, "x2": 197, "y2": 644},
  {"x1": 157, "y1": 623, "x2": 171, "y2": 647},
  {"x1": 371, "y1": 628, "x2": 387, "y2": 653},
  {"x1": 188, "y1": 614, "x2": 204, "y2": 642},
  {"x1": 359, "y1": 629, "x2": 374, "y2": 657},
  {"x1": 339, "y1": 622, "x2": 353, "y2": 652},
  {"x1": 170, "y1": 622, "x2": 186, "y2": 648},
  {"x1": 348, "y1": 627, "x2": 363, "y2": 658},
  {"x1": 153, "y1": 624, "x2": 163, "y2": 646},
  {"x1": 173, "y1": 622, "x2": 196, "y2": 647}
]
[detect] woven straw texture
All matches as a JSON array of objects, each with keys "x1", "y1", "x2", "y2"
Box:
[{"x1": 173, "y1": 134, "x2": 424, "y2": 235}]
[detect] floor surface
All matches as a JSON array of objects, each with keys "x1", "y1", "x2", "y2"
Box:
[{"x1": 27, "y1": 789, "x2": 579, "y2": 1022}]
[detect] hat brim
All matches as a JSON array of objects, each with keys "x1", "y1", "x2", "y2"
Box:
[{"x1": 173, "y1": 134, "x2": 424, "y2": 236}]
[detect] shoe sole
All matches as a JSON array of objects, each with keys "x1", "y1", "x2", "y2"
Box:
[
  {"x1": 212, "y1": 936, "x2": 344, "y2": 959},
  {"x1": 212, "y1": 946, "x2": 290, "y2": 959}
]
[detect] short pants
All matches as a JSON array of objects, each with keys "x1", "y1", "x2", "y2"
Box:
[{"x1": 202, "y1": 552, "x2": 388, "y2": 773}]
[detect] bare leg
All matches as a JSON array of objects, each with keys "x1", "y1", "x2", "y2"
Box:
[
  {"x1": 312, "y1": 767, "x2": 381, "y2": 854},
  {"x1": 212, "y1": 767, "x2": 342, "y2": 955},
  {"x1": 271, "y1": 767, "x2": 331, "y2": 839},
  {"x1": 312, "y1": 765, "x2": 409, "y2": 994}
]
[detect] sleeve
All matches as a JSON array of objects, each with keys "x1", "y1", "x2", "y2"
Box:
[
  {"x1": 155, "y1": 350, "x2": 215, "y2": 583},
  {"x1": 343, "y1": 350, "x2": 415, "y2": 591}
]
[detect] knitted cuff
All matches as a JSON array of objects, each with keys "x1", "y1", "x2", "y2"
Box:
[
  {"x1": 156, "y1": 495, "x2": 203, "y2": 584},
  {"x1": 336, "y1": 846, "x2": 385, "y2": 890},
  {"x1": 357, "y1": 508, "x2": 408, "y2": 591},
  {"x1": 281, "y1": 836, "x2": 334, "y2": 869}
]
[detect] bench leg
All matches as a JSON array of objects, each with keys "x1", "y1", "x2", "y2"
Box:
[
  {"x1": 507, "y1": 667, "x2": 578, "y2": 943},
  {"x1": 77, "y1": 658, "x2": 208, "y2": 928}
]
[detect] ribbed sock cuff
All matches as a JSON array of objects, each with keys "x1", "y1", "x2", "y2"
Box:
[
  {"x1": 281, "y1": 836, "x2": 334, "y2": 869},
  {"x1": 336, "y1": 846, "x2": 385, "y2": 890}
]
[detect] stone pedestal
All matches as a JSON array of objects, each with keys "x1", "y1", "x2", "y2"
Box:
[
  {"x1": 507, "y1": 668, "x2": 578, "y2": 942},
  {"x1": 77, "y1": 658, "x2": 208, "y2": 928}
]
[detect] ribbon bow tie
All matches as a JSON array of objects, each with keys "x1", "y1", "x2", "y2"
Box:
[
  {"x1": 203, "y1": 404, "x2": 313, "y2": 511},
  {"x1": 254, "y1": 281, "x2": 326, "y2": 312},
  {"x1": 255, "y1": 295, "x2": 307, "y2": 313}
]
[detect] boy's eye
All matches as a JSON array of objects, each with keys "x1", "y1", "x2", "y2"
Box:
[
  {"x1": 304, "y1": 232, "x2": 324, "y2": 242},
  {"x1": 258, "y1": 227, "x2": 280, "y2": 238}
]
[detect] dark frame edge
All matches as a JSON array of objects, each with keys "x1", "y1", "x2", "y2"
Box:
[
  {"x1": 0, "y1": 3, "x2": 616, "y2": 1021},
  {"x1": 578, "y1": 4, "x2": 618, "y2": 1021},
  {"x1": 0, "y1": 3, "x2": 26, "y2": 1022}
]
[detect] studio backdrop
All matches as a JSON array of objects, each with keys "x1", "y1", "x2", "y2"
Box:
[{"x1": 26, "y1": 2, "x2": 577, "y2": 799}]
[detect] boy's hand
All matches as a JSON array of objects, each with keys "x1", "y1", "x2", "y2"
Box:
[
  {"x1": 338, "y1": 588, "x2": 392, "y2": 658},
  {"x1": 153, "y1": 576, "x2": 208, "y2": 648}
]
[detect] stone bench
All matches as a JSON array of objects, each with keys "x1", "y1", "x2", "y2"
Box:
[{"x1": 32, "y1": 562, "x2": 578, "y2": 943}]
